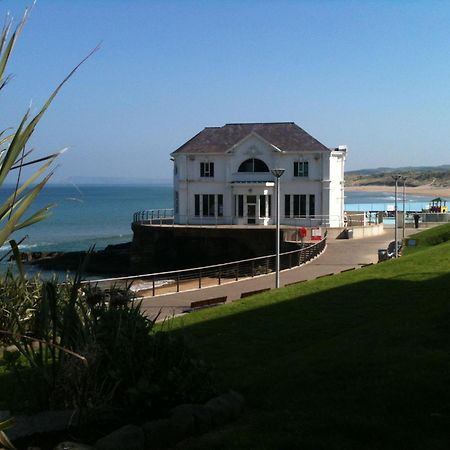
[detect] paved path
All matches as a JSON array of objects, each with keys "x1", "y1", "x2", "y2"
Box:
[{"x1": 140, "y1": 227, "x2": 415, "y2": 319}]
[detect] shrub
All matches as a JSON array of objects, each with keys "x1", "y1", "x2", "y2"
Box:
[{"x1": 0, "y1": 272, "x2": 216, "y2": 422}]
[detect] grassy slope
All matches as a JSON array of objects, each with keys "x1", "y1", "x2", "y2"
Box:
[{"x1": 171, "y1": 224, "x2": 450, "y2": 450}]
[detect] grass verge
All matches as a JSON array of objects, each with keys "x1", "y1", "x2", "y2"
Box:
[{"x1": 169, "y1": 224, "x2": 450, "y2": 450}]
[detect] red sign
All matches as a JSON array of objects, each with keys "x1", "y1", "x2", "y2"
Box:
[{"x1": 298, "y1": 227, "x2": 307, "y2": 238}]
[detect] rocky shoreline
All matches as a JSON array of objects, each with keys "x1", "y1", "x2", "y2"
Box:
[{"x1": 17, "y1": 242, "x2": 132, "y2": 276}]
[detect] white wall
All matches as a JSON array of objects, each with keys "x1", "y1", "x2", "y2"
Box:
[{"x1": 172, "y1": 136, "x2": 346, "y2": 227}]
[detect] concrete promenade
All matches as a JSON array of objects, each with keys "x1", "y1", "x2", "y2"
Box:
[{"x1": 140, "y1": 227, "x2": 415, "y2": 319}]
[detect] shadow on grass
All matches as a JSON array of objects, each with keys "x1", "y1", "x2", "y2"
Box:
[{"x1": 172, "y1": 271, "x2": 450, "y2": 450}]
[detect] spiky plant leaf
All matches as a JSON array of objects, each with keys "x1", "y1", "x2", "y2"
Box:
[{"x1": 0, "y1": 174, "x2": 51, "y2": 247}]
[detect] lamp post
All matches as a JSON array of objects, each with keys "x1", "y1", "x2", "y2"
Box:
[
  {"x1": 392, "y1": 175, "x2": 401, "y2": 258},
  {"x1": 401, "y1": 176, "x2": 407, "y2": 240},
  {"x1": 271, "y1": 168, "x2": 285, "y2": 288}
]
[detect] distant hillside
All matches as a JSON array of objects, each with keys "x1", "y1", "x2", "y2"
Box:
[{"x1": 345, "y1": 165, "x2": 450, "y2": 187}]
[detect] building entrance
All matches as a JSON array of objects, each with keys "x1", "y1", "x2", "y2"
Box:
[{"x1": 247, "y1": 195, "x2": 257, "y2": 224}]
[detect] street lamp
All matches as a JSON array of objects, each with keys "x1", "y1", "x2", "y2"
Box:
[
  {"x1": 401, "y1": 176, "x2": 407, "y2": 240},
  {"x1": 392, "y1": 174, "x2": 402, "y2": 258},
  {"x1": 271, "y1": 168, "x2": 285, "y2": 288}
]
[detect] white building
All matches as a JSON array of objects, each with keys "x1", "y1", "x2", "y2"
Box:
[{"x1": 171, "y1": 122, "x2": 346, "y2": 228}]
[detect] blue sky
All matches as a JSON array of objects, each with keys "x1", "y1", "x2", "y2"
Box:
[{"x1": 1, "y1": 0, "x2": 450, "y2": 181}]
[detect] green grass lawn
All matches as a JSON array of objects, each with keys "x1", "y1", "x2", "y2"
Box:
[{"x1": 170, "y1": 223, "x2": 450, "y2": 450}]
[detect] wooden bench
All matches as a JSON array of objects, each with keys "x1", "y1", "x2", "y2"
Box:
[
  {"x1": 239, "y1": 288, "x2": 270, "y2": 299},
  {"x1": 285, "y1": 280, "x2": 307, "y2": 287},
  {"x1": 315, "y1": 273, "x2": 334, "y2": 279},
  {"x1": 184, "y1": 296, "x2": 227, "y2": 312}
]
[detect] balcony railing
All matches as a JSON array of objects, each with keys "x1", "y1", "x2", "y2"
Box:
[
  {"x1": 132, "y1": 210, "x2": 345, "y2": 227},
  {"x1": 133, "y1": 209, "x2": 174, "y2": 225}
]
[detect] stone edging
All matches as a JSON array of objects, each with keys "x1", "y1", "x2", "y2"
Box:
[{"x1": 3, "y1": 390, "x2": 245, "y2": 450}]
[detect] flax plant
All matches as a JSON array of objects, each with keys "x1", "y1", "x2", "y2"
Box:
[
  {"x1": 0, "y1": 6, "x2": 97, "y2": 249},
  {"x1": 0, "y1": 5, "x2": 95, "y2": 444}
]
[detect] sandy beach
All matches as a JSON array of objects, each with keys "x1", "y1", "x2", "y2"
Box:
[{"x1": 345, "y1": 184, "x2": 450, "y2": 198}]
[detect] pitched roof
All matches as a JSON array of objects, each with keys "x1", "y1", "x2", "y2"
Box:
[{"x1": 171, "y1": 122, "x2": 330, "y2": 155}]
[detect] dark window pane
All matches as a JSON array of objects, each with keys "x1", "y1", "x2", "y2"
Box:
[
  {"x1": 253, "y1": 159, "x2": 269, "y2": 172},
  {"x1": 218, "y1": 195, "x2": 223, "y2": 216},
  {"x1": 238, "y1": 195, "x2": 244, "y2": 217},
  {"x1": 268, "y1": 195, "x2": 272, "y2": 217},
  {"x1": 238, "y1": 158, "x2": 269, "y2": 172},
  {"x1": 208, "y1": 195, "x2": 215, "y2": 216},
  {"x1": 284, "y1": 194, "x2": 290, "y2": 217},
  {"x1": 300, "y1": 194, "x2": 306, "y2": 216},
  {"x1": 195, "y1": 195, "x2": 200, "y2": 216},
  {"x1": 293, "y1": 195, "x2": 300, "y2": 216},
  {"x1": 259, "y1": 195, "x2": 266, "y2": 217},
  {"x1": 309, "y1": 194, "x2": 315, "y2": 216},
  {"x1": 202, "y1": 194, "x2": 208, "y2": 216}
]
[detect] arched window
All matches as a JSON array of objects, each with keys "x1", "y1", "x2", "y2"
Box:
[{"x1": 238, "y1": 158, "x2": 269, "y2": 173}]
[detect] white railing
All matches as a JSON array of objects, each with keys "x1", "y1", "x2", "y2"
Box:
[
  {"x1": 133, "y1": 209, "x2": 174, "y2": 225},
  {"x1": 132, "y1": 210, "x2": 344, "y2": 227}
]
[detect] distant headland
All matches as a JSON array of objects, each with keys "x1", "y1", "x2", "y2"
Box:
[{"x1": 345, "y1": 164, "x2": 450, "y2": 197}]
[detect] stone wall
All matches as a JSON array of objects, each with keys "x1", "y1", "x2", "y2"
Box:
[{"x1": 130, "y1": 225, "x2": 296, "y2": 274}]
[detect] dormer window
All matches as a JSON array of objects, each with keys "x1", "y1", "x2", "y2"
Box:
[
  {"x1": 238, "y1": 158, "x2": 269, "y2": 173},
  {"x1": 294, "y1": 161, "x2": 308, "y2": 177},
  {"x1": 200, "y1": 162, "x2": 214, "y2": 177}
]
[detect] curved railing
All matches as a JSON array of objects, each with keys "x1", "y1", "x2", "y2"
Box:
[{"x1": 82, "y1": 237, "x2": 327, "y2": 297}]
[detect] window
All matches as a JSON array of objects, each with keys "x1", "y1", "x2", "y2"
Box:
[
  {"x1": 237, "y1": 195, "x2": 244, "y2": 217},
  {"x1": 284, "y1": 194, "x2": 291, "y2": 217},
  {"x1": 238, "y1": 158, "x2": 269, "y2": 173},
  {"x1": 174, "y1": 164, "x2": 178, "y2": 176},
  {"x1": 202, "y1": 194, "x2": 215, "y2": 216},
  {"x1": 300, "y1": 194, "x2": 306, "y2": 216},
  {"x1": 195, "y1": 195, "x2": 200, "y2": 216},
  {"x1": 218, "y1": 195, "x2": 223, "y2": 217},
  {"x1": 195, "y1": 194, "x2": 223, "y2": 217},
  {"x1": 293, "y1": 195, "x2": 300, "y2": 217},
  {"x1": 292, "y1": 195, "x2": 306, "y2": 217},
  {"x1": 259, "y1": 196, "x2": 266, "y2": 218},
  {"x1": 174, "y1": 191, "x2": 179, "y2": 214},
  {"x1": 200, "y1": 162, "x2": 214, "y2": 177},
  {"x1": 309, "y1": 195, "x2": 315, "y2": 216},
  {"x1": 294, "y1": 161, "x2": 309, "y2": 177}
]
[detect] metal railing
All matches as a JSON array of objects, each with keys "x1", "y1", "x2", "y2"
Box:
[
  {"x1": 83, "y1": 237, "x2": 327, "y2": 297},
  {"x1": 133, "y1": 209, "x2": 174, "y2": 225},
  {"x1": 132, "y1": 209, "x2": 343, "y2": 227}
]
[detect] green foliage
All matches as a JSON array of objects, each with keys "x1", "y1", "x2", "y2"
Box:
[{"x1": 0, "y1": 272, "x2": 216, "y2": 421}]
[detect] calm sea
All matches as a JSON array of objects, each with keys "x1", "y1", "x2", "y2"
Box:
[
  {"x1": 0, "y1": 184, "x2": 173, "y2": 254},
  {"x1": 0, "y1": 184, "x2": 435, "y2": 276}
]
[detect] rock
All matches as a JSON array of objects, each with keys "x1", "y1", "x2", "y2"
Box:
[
  {"x1": 171, "y1": 404, "x2": 213, "y2": 435},
  {"x1": 142, "y1": 419, "x2": 173, "y2": 449},
  {"x1": 224, "y1": 390, "x2": 245, "y2": 418},
  {"x1": 7, "y1": 410, "x2": 76, "y2": 441},
  {"x1": 54, "y1": 442, "x2": 93, "y2": 450},
  {"x1": 205, "y1": 396, "x2": 234, "y2": 427},
  {"x1": 167, "y1": 411, "x2": 195, "y2": 443},
  {"x1": 95, "y1": 424, "x2": 144, "y2": 450}
]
